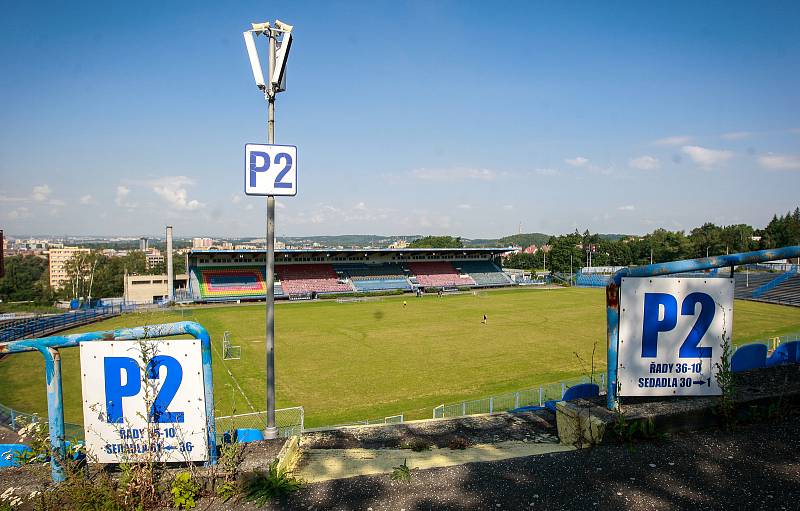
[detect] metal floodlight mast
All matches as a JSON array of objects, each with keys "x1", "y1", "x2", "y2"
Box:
[{"x1": 242, "y1": 19, "x2": 293, "y2": 440}]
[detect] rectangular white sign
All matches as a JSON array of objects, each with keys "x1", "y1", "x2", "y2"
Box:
[
  {"x1": 80, "y1": 340, "x2": 209, "y2": 463},
  {"x1": 618, "y1": 277, "x2": 734, "y2": 397},
  {"x1": 244, "y1": 143, "x2": 297, "y2": 196}
]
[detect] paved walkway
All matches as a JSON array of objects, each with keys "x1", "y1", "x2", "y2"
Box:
[{"x1": 297, "y1": 440, "x2": 575, "y2": 482}]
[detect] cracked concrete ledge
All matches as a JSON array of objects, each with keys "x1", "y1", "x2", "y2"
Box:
[{"x1": 296, "y1": 441, "x2": 575, "y2": 483}]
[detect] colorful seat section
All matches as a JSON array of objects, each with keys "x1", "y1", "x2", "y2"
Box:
[
  {"x1": 334, "y1": 263, "x2": 412, "y2": 292},
  {"x1": 408, "y1": 262, "x2": 476, "y2": 288},
  {"x1": 277, "y1": 264, "x2": 353, "y2": 295},
  {"x1": 455, "y1": 261, "x2": 512, "y2": 287},
  {"x1": 194, "y1": 267, "x2": 269, "y2": 300}
]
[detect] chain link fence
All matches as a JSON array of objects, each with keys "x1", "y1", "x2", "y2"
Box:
[
  {"x1": 433, "y1": 373, "x2": 607, "y2": 420},
  {"x1": 0, "y1": 403, "x2": 84, "y2": 439},
  {"x1": 215, "y1": 406, "x2": 304, "y2": 439}
]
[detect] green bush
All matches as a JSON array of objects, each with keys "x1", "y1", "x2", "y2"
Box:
[
  {"x1": 170, "y1": 472, "x2": 200, "y2": 510},
  {"x1": 242, "y1": 460, "x2": 303, "y2": 505}
]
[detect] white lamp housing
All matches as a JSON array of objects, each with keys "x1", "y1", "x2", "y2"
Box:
[{"x1": 243, "y1": 30, "x2": 266, "y2": 90}]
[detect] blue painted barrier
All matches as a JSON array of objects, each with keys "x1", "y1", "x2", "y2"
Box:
[
  {"x1": 0, "y1": 321, "x2": 217, "y2": 482},
  {"x1": 606, "y1": 245, "x2": 800, "y2": 410}
]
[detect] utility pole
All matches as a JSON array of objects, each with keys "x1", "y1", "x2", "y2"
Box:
[
  {"x1": 243, "y1": 20, "x2": 294, "y2": 440},
  {"x1": 264, "y1": 33, "x2": 278, "y2": 440}
]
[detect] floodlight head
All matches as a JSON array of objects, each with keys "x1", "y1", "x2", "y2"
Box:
[
  {"x1": 271, "y1": 30, "x2": 292, "y2": 90},
  {"x1": 243, "y1": 31, "x2": 266, "y2": 90},
  {"x1": 274, "y1": 20, "x2": 293, "y2": 32},
  {"x1": 251, "y1": 21, "x2": 271, "y2": 33}
]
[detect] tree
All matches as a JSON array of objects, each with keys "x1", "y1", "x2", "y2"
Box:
[
  {"x1": 408, "y1": 236, "x2": 463, "y2": 248},
  {"x1": 0, "y1": 255, "x2": 52, "y2": 303}
]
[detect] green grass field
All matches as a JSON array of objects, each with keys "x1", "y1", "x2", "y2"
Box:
[{"x1": 1, "y1": 287, "x2": 798, "y2": 428}]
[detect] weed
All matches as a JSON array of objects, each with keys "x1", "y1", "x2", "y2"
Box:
[
  {"x1": 448, "y1": 436, "x2": 470, "y2": 450},
  {"x1": 610, "y1": 415, "x2": 666, "y2": 446},
  {"x1": 170, "y1": 472, "x2": 200, "y2": 510},
  {"x1": 400, "y1": 438, "x2": 431, "y2": 452},
  {"x1": 714, "y1": 337, "x2": 736, "y2": 428},
  {"x1": 242, "y1": 460, "x2": 303, "y2": 505},
  {"x1": 215, "y1": 442, "x2": 243, "y2": 501},
  {"x1": 390, "y1": 459, "x2": 412, "y2": 483}
]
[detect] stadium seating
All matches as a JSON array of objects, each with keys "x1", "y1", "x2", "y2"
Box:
[
  {"x1": 408, "y1": 262, "x2": 476, "y2": 288},
  {"x1": 733, "y1": 273, "x2": 778, "y2": 299},
  {"x1": 574, "y1": 273, "x2": 611, "y2": 287},
  {"x1": 191, "y1": 266, "x2": 285, "y2": 301},
  {"x1": 544, "y1": 383, "x2": 599, "y2": 413},
  {"x1": 766, "y1": 341, "x2": 800, "y2": 367},
  {"x1": 333, "y1": 263, "x2": 413, "y2": 292},
  {"x1": 0, "y1": 444, "x2": 32, "y2": 467},
  {"x1": 754, "y1": 274, "x2": 800, "y2": 307},
  {"x1": 731, "y1": 343, "x2": 768, "y2": 372},
  {"x1": 277, "y1": 264, "x2": 353, "y2": 295},
  {"x1": 455, "y1": 261, "x2": 513, "y2": 287}
]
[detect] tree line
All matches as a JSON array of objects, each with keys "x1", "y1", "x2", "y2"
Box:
[
  {"x1": 504, "y1": 207, "x2": 800, "y2": 274},
  {"x1": 0, "y1": 250, "x2": 187, "y2": 305}
]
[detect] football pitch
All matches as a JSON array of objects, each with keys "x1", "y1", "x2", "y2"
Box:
[{"x1": 1, "y1": 287, "x2": 799, "y2": 428}]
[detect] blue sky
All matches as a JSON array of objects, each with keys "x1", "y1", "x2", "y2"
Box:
[{"x1": 1, "y1": 1, "x2": 799, "y2": 238}]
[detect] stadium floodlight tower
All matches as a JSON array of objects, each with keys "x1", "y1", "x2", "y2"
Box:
[{"x1": 243, "y1": 19, "x2": 293, "y2": 440}]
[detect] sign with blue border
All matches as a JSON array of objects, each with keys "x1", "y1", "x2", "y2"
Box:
[
  {"x1": 80, "y1": 340, "x2": 209, "y2": 463},
  {"x1": 618, "y1": 277, "x2": 734, "y2": 397},
  {"x1": 244, "y1": 143, "x2": 298, "y2": 196}
]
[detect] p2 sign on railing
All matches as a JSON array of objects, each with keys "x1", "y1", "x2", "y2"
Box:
[
  {"x1": 244, "y1": 143, "x2": 297, "y2": 196},
  {"x1": 80, "y1": 340, "x2": 209, "y2": 463},
  {"x1": 618, "y1": 278, "x2": 734, "y2": 397}
]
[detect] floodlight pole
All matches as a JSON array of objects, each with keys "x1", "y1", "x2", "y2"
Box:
[{"x1": 264, "y1": 30, "x2": 278, "y2": 440}]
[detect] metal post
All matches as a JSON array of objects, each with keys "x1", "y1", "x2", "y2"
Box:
[{"x1": 264, "y1": 31, "x2": 278, "y2": 440}]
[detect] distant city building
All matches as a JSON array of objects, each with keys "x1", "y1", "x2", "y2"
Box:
[
  {"x1": 144, "y1": 248, "x2": 165, "y2": 269},
  {"x1": 139, "y1": 237, "x2": 148, "y2": 251},
  {"x1": 389, "y1": 239, "x2": 409, "y2": 249},
  {"x1": 124, "y1": 273, "x2": 189, "y2": 304},
  {"x1": 48, "y1": 247, "x2": 91, "y2": 289},
  {"x1": 192, "y1": 237, "x2": 214, "y2": 249}
]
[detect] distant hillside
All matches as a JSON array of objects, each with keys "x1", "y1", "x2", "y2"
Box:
[
  {"x1": 466, "y1": 233, "x2": 552, "y2": 248},
  {"x1": 277, "y1": 235, "x2": 421, "y2": 248}
]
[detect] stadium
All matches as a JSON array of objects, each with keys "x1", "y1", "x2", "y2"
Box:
[{"x1": 186, "y1": 247, "x2": 513, "y2": 302}]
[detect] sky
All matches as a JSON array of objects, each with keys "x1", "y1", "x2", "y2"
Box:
[{"x1": 1, "y1": 1, "x2": 799, "y2": 239}]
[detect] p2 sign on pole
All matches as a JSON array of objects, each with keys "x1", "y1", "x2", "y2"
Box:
[
  {"x1": 244, "y1": 144, "x2": 297, "y2": 196},
  {"x1": 617, "y1": 277, "x2": 734, "y2": 397},
  {"x1": 80, "y1": 340, "x2": 209, "y2": 463}
]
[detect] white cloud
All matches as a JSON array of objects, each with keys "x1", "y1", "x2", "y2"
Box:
[
  {"x1": 653, "y1": 135, "x2": 692, "y2": 146},
  {"x1": 456, "y1": 204, "x2": 472, "y2": 210},
  {"x1": 758, "y1": 153, "x2": 800, "y2": 171},
  {"x1": 79, "y1": 194, "x2": 93, "y2": 205},
  {"x1": 628, "y1": 155, "x2": 660, "y2": 170},
  {"x1": 409, "y1": 167, "x2": 497, "y2": 182},
  {"x1": 150, "y1": 176, "x2": 204, "y2": 211},
  {"x1": 681, "y1": 145, "x2": 734, "y2": 169},
  {"x1": 31, "y1": 185, "x2": 51, "y2": 202},
  {"x1": 231, "y1": 195, "x2": 243, "y2": 204},
  {"x1": 565, "y1": 156, "x2": 589, "y2": 167},
  {"x1": 720, "y1": 131, "x2": 752, "y2": 140},
  {"x1": 353, "y1": 201, "x2": 366, "y2": 211},
  {"x1": 617, "y1": 205, "x2": 635, "y2": 211},
  {"x1": 115, "y1": 185, "x2": 134, "y2": 207},
  {"x1": 7, "y1": 207, "x2": 30, "y2": 219},
  {"x1": 275, "y1": 201, "x2": 286, "y2": 210},
  {"x1": 534, "y1": 168, "x2": 560, "y2": 176},
  {"x1": 502, "y1": 204, "x2": 514, "y2": 211}
]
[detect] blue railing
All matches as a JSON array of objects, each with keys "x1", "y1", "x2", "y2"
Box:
[
  {"x1": 0, "y1": 305, "x2": 135, "y2": 342},
  {"x1": 751, "y1": 271, "x2": 796, "y2": 299}
]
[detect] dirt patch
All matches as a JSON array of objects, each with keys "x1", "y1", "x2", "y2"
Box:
[{"x1": 301, "y1": 409, "x2": 558, "y2": 451}]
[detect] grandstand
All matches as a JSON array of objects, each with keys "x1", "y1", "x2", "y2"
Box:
[
  {"x1": 186, "y1": 248, "x2": 511, "y2": 302},
  {"x1": 453, "y1": 261, "x2": 512, "y2": 287},
  {"x1": 751, "y1": 273, "x2": 800, "y2": 307}
]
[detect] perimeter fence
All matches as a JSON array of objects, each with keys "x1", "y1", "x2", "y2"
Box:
[{"x1": 433, "y1": 373, "x2": 606, "y2": 420}]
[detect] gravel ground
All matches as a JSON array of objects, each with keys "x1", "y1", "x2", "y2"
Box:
[
  {"x1": 302, "y1": 410, "x2": 558, "y2": 451},
  {"x1": 242, "y1": 413, "x2": 800, "y2": 511}
]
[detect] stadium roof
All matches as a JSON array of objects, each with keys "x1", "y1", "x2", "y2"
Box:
[{"x1": 189, "y1": 247, "x2": 513, "y2": 255}]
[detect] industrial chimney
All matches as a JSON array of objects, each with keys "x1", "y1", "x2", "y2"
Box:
[{"x1": 166, "y1": 226, "x2": 174, "y2": 302}]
